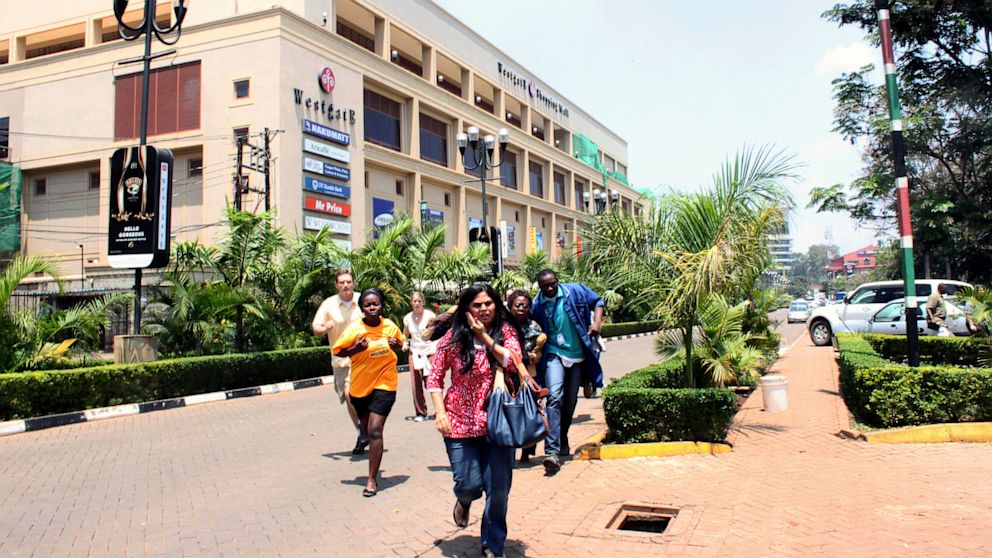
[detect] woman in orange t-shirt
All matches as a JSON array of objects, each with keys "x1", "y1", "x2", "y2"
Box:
[{"x1": 333, "y1": 288, "x2": 406, "y2": 497}]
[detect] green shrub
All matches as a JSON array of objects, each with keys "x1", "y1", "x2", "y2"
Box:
[
  {"x1": 601, "y1": 320, "x2": 663, "y2": 338},
  {"x1": 864, "y1": 334, "x2": 988, "y2": 367},
  {"x1": 836, "y1": 334, "x2": 992, "y2": 427},
  {"x1": 603, "y1": 359, "x2": 738, "y2": 443},
  {"x1": 0, "y1": 346, "x2": 331, "y2": 421}
]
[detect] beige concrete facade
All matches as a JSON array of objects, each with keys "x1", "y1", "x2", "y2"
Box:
[{"x1": 0, "y1": 0, "x2": 641, "y2": 281}]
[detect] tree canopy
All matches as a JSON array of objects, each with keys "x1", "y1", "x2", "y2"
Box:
[{"x1": 809, "y1": 0, "x2": 992, "y2": 282}]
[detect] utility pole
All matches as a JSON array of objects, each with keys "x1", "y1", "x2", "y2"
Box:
[
  {"x1": 263, "y1": 127, "x2": 271, "y2": 211},
  {"x1": 875, "y1": 0, "x2": 920, "y2": 366},
  {"x1": 235, "y1": 137, "x2": 244, "y2": 211}
]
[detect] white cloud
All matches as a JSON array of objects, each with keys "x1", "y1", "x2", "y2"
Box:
[{"x1": 817, "y1": 42, "x2": 876, "y2": 76}]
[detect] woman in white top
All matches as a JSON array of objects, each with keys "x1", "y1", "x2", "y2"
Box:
[{"x1": 402, "y1": 291, "x2": 437, "y2": 421}]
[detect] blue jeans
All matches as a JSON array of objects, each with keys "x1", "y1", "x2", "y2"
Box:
[
  {"x1": 543, "y1": 355, "x2": 582, "y2": 457},
  {"x1": 444, "y1": 437, "x2": 515, "y2": 556}
]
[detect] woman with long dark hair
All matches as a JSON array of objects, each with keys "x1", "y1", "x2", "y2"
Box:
[
  {"x1": 333, "y1": 288, "x2": 406, "y2": 497},
  {"x1": 427, "y1": 283, "x2": 524, "y2": 558}
]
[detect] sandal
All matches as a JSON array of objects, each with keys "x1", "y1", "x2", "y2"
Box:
[
  {"x1": 452, "y1": 500, "x2": 470, "y2": 528},
  {"x1": 362, "y1": 487, "x2": 377, "y2": 497}
]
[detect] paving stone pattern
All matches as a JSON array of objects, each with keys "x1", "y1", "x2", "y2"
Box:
[{"x1": 1, "y1": 335, "x2": 991, "y2": 557}]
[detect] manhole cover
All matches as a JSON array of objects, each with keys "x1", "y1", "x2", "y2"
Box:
[{"x1": 606, "y1": 503, "x2": 679, "y2": 535}]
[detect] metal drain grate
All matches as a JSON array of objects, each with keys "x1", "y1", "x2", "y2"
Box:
[{"x1": 606, "y1": 503, "x2": 679, "y2": 535}]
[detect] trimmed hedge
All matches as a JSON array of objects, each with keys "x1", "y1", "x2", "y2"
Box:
[
  {"x1": 603, "y1": 359, "x2": 738, "y2": 444},
  {"x1": 0, "y1": 346, "x2": 331, "y2": 421},
  {"x1": 601, "y1": 320, "x2": 663, "y2": 338},
  {"x1": 836, "y1": 333, "x2": 992, "y2": 428},
  {"x1": 864, "y1": 334, "x2": 989, "y2": 367}
]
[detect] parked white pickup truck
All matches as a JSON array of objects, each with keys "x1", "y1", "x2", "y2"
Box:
[{"x1": 806, "y1": 279, "x2": 971, "y2": 346}]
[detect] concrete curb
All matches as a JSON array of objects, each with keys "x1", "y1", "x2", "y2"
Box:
[
  {"x1": 861, "y1": 422, "x2": 992, "y2": 444},
  {"x1": 603, "y1": 331, "x2": 660, "y2": 343},
  {"x1": 576, "y1": 429, "x2": 732, "y2": 460},
  {"x1": 0, "y1": 375, "x2": 338, "y2": 438}
]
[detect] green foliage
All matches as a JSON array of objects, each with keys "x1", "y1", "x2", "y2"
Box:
[
  {"x1": 588, "y1": 145, "x2": 798, "y2": 387},
  {"x1": 836, "y1": 333, "x2": 992, "y2": 428},
  {"x1": 0, "y1": 346, "x2": 331, "y2": 421},
  {"x1": 603, "y1": 359, "x2": 738, "y2": 443},
  {"x1": 655, "y1": 294, "x2": 767, "y2": 387},
  {"x1": 863, "y1": 334, "x2": 987, "y2": 367},
  {"x1": 813, "y1": 2, "x2": 992, "y2": 283},
  {"x1": 0, "y1": 256, "x2": 132, "y2": 372}
]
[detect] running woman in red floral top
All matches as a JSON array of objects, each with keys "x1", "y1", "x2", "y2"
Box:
[{"x1": 428, "y1": 283, "x2": 524, "y2": 558}]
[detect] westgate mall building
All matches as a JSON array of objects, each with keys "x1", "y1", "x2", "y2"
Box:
[{"x1": 0, "y1": 0, "x2": 643, "y2": 289}]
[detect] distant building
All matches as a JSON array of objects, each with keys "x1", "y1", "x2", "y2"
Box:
[
  {"x1": 767, "y1": 222, "x2": 794, "y2": 271},
  {"x1": 827, "y1": 246, "x2": 878, "y2": 279}
]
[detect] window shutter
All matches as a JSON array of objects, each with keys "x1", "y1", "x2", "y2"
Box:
[
  {"x1": 177, "y1": 61, "x2": 201, "y2": 132},
  {"x1": 156, "y1": 66, "x2": 179, "y2": 134},
  {"x1": 114, "y1": 74, "x2": 137, "y2": 140}
]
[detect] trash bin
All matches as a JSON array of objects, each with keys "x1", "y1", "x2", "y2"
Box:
[{"x1": 760, "y1": 375, "x2": 788, "y2": 412}]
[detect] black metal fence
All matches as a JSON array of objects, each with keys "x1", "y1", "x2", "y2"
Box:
[{"x1": 9, "y1": 289, "x2": 132, "y2": 352}]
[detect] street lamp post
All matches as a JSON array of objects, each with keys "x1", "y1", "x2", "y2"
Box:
[
  {"x1": 457, "y1": 126, "x2": 509, "y2": 273},
  {"x1": 114, "y1": 0, "x2": 189, "y2": 334}
]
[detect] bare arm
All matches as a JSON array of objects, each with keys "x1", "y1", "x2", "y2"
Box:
[{"x1": 311, "y1": 299, "x2": 336, "y2": 337}]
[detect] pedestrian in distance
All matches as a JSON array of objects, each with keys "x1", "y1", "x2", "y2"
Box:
[
  {"x1": 508, "y1": 289, "x2": 546, "y2": 463},
  {"x1": 311, "y1": 269, "x2": 367, "y2": 454},
  {"x1": 925, "y1": 283, "x2": 952, "y2": 337},
  {"x1": 402, "y1": 291, "x2": 437, "y2": 422},
  {"x1": 332, "y1": 288, "x2": 406, "y2": 497},
  {"x1": 428, "y1": 283, "x2": 524, "y2": 558},
  {"x1": 530, "y1": 269, "x2": 604, "y2": 474}
]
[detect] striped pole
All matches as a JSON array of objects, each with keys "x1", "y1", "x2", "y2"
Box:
[{"x1": 876, "y1": 1, "x2": 920, "y2": 367}]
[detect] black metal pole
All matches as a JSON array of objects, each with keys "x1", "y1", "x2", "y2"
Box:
[
  {"x1": 235, "y1": 138, "x2": 244, "y2": 211},
  {"x1": 481, "y1": 148, "x2": 488, "y2": 235},
  {"x1": 263, "y1": 127, "x2": 271, "y2": 211},
  {"x1": 132, "y1": 0, "x2": 155, "y2": 335}
]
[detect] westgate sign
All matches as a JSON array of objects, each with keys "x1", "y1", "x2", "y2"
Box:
[{"x1": 497, "y1": 61, "x2": 569, "y2": 118}]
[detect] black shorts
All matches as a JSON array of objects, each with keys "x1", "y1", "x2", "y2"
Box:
[{"x1": 350, "y1": 389, "x2": 396, "y2": 418}]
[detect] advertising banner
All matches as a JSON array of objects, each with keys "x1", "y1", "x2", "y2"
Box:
[
  {"x1": 303, "y1": 176, "x2": 350, "y2": 199},
  {"x1": 0, "y1": 164, "x2": 21, "y2": 252},
  {"x1": 303, "y1": 156, "x2": 350, "y2": 181},
  {"x1": 303, "y1": 137, "x2": 350, "y2": 163},
  {"x1": 304, "y1": 196, "x2": 351, "y2": 216},
  {"x1": 303, "y1": 215, "x2": 352, "y2": 235},
  {"x1": 303, "y1": 119, "x2": 350, "y2": 146},
  {"x1": 108, "y1": 145, "x2": 173, "y2": 269}
]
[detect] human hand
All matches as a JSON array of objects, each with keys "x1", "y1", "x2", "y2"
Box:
[
  {"x1": 466, "y1": 312, "x2": 485, "y2": 336},
  {"x1": 435, "y1": 411, "x2": 452, "y2": 436},
  {"x1": 492, "y1": 370, "x2": 507, "y2": 393},
  {"x1": 352, "y1": 335, "x2": 368, "y2": 352},
  {"x1": 401, "y1": 341, "x2": 410, "y2": 352},
  {"x1": 588, "y1": 324, "x2": 601, "y2": 337},
  {"x1": 388, "y1": 337, "x2": 403, "y2": 350},
  {"x1": 325, "y1": 320, "x2": 336, "y2": 332}
]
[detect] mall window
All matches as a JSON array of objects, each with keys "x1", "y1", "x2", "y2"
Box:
[
  {"x1": 553, "y1": 172, "x2": 566, "y2": 205},
  {"x1": 622, "y1": 199, "x2": 632, "y2": 215},
  {"x1": 444, "y1": 193, "x2": 451, "y2": 207},
  {"x1": 188, "y1": 158, "x2": 203, "y2": 178},
  {"x1": 395, "y1": 180, "x2": 404, "y2": 196},
  {"x1": 234, "y1": 79, "x2": 250, "y2": 99},
  {"x1": 34, "y1": 178, "x2": 46, "y2": 196},
  {"x1": 89, "y1": 171, "x2": 100, "y2": 190},
  {"x1": 574, "y1": 180, "x2": 585, "y2": 210},
  {"x1": 462, "y1": 145, "x2": 482, "y2": 178},
  {"x1": 337, "y1": 20, "x2": 375, "y2": 52},
  {"x1": 529, "y1": 162, "x2": 544, "y2": 198},
  {"x1": 233, "y1": 127, "x2": 250, "y2": 144},
  {"x1": 394, "y1": 52, "x2": 422, "y2": 77},
  {"x1": 0, "y1": 117, "x2": 8, "y2": 159},
  {"x1": 115, "y1": 61, "x2": 201, "y2": 140},
  {"x1": 419, "y1": 113, "x2": 448, "y2": 166},
  {"x1": 437, "y1": 76, "x2": 462, "y2": 97},
  {"x1": 364, "y1": 89, "x2": 401, "y2": 151},
  {"x1": 500, "y1": 151, "x2": 517, "y2": 188}
]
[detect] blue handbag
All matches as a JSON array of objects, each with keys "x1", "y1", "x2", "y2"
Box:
[{"x1": 485, "y1": 367, "x2": 549, "y2": 448}]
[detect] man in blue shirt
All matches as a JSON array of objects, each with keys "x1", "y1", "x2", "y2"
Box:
[{"x1": 530, "y1": 269, "x2": 604, "y2": 473}]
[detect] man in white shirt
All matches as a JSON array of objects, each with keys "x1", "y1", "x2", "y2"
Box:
[{"x1": 312, "y1": 269, "x2": 366, "y2": 454}]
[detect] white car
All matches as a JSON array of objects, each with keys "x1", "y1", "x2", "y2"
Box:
[
  {"x1": 806, "y1": 279, "x2": 971, "y2": 346},
  {"x1": 787, "y1": 301, "x2": 811, "y2": 323},
  {"x1": 868, "y1": 298, "x2": 972, "y2": 336}
]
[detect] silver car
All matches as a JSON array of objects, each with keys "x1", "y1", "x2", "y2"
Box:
[
  {"x1": 787, "y1": 301, "x2": 811, "y2": 323},
  {"x1": 868, "y1": 298, "x2": 972, "y2": 336}
]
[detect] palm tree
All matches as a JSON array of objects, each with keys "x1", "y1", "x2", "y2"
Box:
[
  {"x1": 589, "y1": 145, "x2": 799, "y2": 387},
  {"x1": 0, "y1": 255, "x2": 131, "y2": 371},
  {"x1": 654, "y1": 294, "x2": 766, "y2": 387}
]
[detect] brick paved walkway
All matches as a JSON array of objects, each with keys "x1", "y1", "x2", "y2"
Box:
[{"x1": 1, "y1": 335, "x2": 991, "y2": 557}]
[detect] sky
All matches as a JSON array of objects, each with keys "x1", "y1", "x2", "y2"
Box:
[{"x1": 433, "y1": 0, "x2": 886, "y2": 255}]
